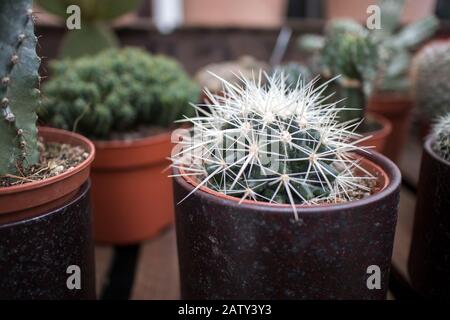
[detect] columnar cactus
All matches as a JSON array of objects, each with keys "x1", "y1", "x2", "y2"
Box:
[
  {"x1": 171, "y1": 73, "x2": 373, "y2": 219},
  {"x1": 411, "y1": 41, "x2": 450, "y2": 121},
  {"x1": 39, "y1": 48, "x2": 199, "y2": 139},
  {"x1": 373, "y1": 0, "x2": 438, "y2": 92},
  {"x1": 0, "y1": 0, "x2": 41, "y2": 175},
  {"x1": 432, "y1": 114, "x2": 450, "y2": 162}
]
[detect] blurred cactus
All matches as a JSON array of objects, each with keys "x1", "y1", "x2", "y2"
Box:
[
  {"x1": 0, "y1": 0, "x2": 41, "y2": 175},
  {"x1": 271, "y1": 62, "x2": 312, "y2": 87},
  {"x1": 298, "y1": 19, "x2": 378, "y2": 124},
  {"x1": 432, "y1": 114, "x2": 450, "y2": 162},
  {"x1": 411, "y1": 41, "x2": 450, "y2": 121},
  {"x1": 372, "y1": 0, "x2": 438, "y2": 92},
  {"x1": 36, "y1": 0, "x2": 142, "y2": 58},
  {"x1": 39, "y1": 48, "x2": 199, "y2": 139}
]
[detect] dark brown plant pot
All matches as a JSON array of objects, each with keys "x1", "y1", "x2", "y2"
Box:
[
  {"x1": 408, "y1": 137, "x2": 450, "y2": 299},
  {"x1": 172, "y1": 151, "x2": 401, "y2": 299},
  {"x1": 0, "y1": 127, "x2": 96, "y2": 299},
  {"x1": 368, "y1": 93, "x2": 414, "y2": 164}
]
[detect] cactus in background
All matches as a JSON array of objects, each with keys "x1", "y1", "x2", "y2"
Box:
[
  {"x1": 372, "y1": 0, "x2": 438, "y2": 92},
  {"x1": 39, "y1": 48, "x2": 199, "y2": 139},
  {"x1": 36, "y1": 0, "x2": 142, "y2": 58},
  {"x1": 171, "y1": 73, "x2": 373, "y2": 219},
  {"x1": 271, "y1": 62, "x2": 312, "y2": 87},
  {"x1": 321, "y1": 20, "x2": 379, "y2": 123},
  {"x1": 411, "y1": 41, "x2": 450, "y2": 121},
  {"x1": 432, "y1": 114, "x2": 450, "y2": 162},
  {"x1": 0, "y1": 0, "x2": 41, "y2": 175}
]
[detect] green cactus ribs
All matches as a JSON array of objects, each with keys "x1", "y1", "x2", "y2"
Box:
[
  {"x1": 171, "y1": 73, "x2": 375, "y2": 219},
  {"x1": 40, "y1": 48, "x2": 199, "y2": 139},
  {"x1": 0, "y1": 0, "x2": 41, "y2": 175}
]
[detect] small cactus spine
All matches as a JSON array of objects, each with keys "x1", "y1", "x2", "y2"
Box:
[
  {"x1": 171, "y1": 73, "x2": 374, "y2": 219},
  {"x1": 0, "y1": 0, "x2": 41, "y2": 175},
  {"x1": 432, "y1": 114, "x2": 450, "y2": 162}
]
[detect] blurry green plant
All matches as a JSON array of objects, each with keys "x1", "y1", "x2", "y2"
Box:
[
  {"x1": 298, "y1": 0, "x2": 438, "y2": 94},
  {"x1": 411, "y1": 40, "x2": 450, "y2": 122},
  {"x1": 39, "y1": 47, "x2": 199, "y2": 139},
  {"x1": 36, "y1": 0, "x2": 142, "y2": 58},
  {"x1": 298, "y1": 19, "x2": 379, "y2": 124},
  {"x1": 271, "y1": 62, "x2": 312, "y2": 87},
  {"x1": 432, "y1": 114, "x2": 450, "y2": 162}
]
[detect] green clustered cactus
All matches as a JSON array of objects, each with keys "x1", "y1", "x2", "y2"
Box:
[
  {"x1": 432, "y1": 114, "x2": 450, "y2": 162},
  {"x1": 372, "y1": 0, "x2": 438, "y2": 92},
  {"x1": 411, "y1": 40, "x2": 450, "y2": 121},
  {"x1": 172, "y1": 73, "x2": 373, "y2": 219},
  {"x1": 39, "y1": 48, "x2": 199, "y2": 139},
  {"x1": 0, "y1": 0, "x2": 41, "y2": 175},
  {"x1": 36, "y1": 0, "x2": 142, "y2": 58},
  {"x1": 299, "y1": 19, "x2": 379, "y2": 124}
]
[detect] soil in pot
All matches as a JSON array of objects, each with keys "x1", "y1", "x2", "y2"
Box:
[
  {"x1": 408, "y1": 136, "x2": 450, "y2": 299},
  {"x1": 0, "y1": 127, "x2": 96, "y2": 299},
  {"x1": 172, "y1": 151, "x2": 401, "y2": 299},
  {"x1": 91, "y1": 126, "x2": 176, "y2": 244},
  {"x1": 368, "y1": 93, "x2": 414, "y2": 163}
]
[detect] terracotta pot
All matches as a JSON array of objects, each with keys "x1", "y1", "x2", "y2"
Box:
[
  {"x1": 184, "y1": 0, "x2": 287, "y2": 28},
  {"x1": 0, "y1": 127, "x2": 96, "y2": 299},
  {"x1": 358, "y1": 112, "x2": 392, "y2": 154},
  {"x1": 172, "y1": 150, "x2": 401, "y2": 299},
  {"x1": 325, "y1": 0, "x2": 436, "y2": 24},
  {"x1": 91, "y1": 131, "x2": 174, "y2": 244},
  {"x1": 368, "y1": 93, "x2": 414, "y2": 163},
  {"x1": 409, "y1": 136, "x2": 450, "y2": 299}
]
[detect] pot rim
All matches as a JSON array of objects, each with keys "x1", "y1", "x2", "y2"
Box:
[
  {"x1": 0, "y1": 127, "x2": 95, "y2": 195},
  {"x1": 424, "y1": 135, "x2": 450, "y2": 167},
  {"x1": 173, "y1": 149, "x2": 401, "y2": 214},
  {"x1": 93, "y1": 130, "x2": 172, "y2": 150}
]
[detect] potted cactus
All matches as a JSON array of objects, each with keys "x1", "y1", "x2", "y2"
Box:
[
  {"x1": 368, "y1": 0, "x2": 438, "y2": 163},
  {"x1": 298, "y1": 19, "x2": 392, "y2": 154},
  {"x1": 170, "y1": 73, "x2": 401, "y2": 299},
  {"x1": 0, "y1": 0, "x2": 95, "y2": 299},
  {"x1": 39, "y1": 47, "x2": 199, "y2": 244},
  {"x1": 35, "y1": 0, "x2": 142, "y2": 58},
  {"x1": 409, "y1": 114, "x2": 450, "y2": 299},
  {"x1": 411, "y1": 40, "x2": 450, "y2": 138}
]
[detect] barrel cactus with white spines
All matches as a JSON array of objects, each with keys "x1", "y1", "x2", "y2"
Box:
[
  {"x1": 412, "y1": 41, "x2": 450, "y2": 121},
  {"x1": 432, "y1": 114, "x2": 450, "y2": 162},
  {"x1": 39, "y1": 47, "x2": 199, "y2": 139},
  {"x1": 171, "y1": 73, "x2": 374, "y2": 219},
  {"x1": 0, "y1": 0, "x2": 41, "y2": 175}
]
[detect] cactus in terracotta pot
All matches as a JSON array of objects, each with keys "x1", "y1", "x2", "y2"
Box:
[
  {"x1": 36, "y1": 0, "x2": 142, "y2": 58},
  {"x1": 0, "y1": 0, "x2": 41, "y2": 175},
  {"x1": 412, "y1": 41, "x2": 450, "y2": 121},
  {"x1": 432, "y1": 114, "x2": 450, "y2": 162},
  {"x1": 39, "y1": 47, "x2": 199, "y2": 139},
  {"x1": 171, "y1": 72, "x2": 375, "y2": 219}
]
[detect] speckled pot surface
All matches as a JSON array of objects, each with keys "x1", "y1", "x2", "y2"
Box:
[
  {"x1": 0, "y1": 182, "x2": 95, "y2": 300},
  {"x1": 409, "y1": 137, "x2": 450, "y2": 299},
  {"x1": 173, "y1": 151, "x2": 401, "y2": 300}
]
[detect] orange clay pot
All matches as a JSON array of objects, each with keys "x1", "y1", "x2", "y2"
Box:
[
  {"x1": 91, "y1": 131, "x2": 175, "y2": 244},
  {"x1": 0, "y1": 127, "x2": 95, "y2": 220},
  {"x1": 368, "y1": 93, "x2": 414, "y2": 163},
  {"x1": 358, "y1": 112, "x2": 392, "y2": 154}
]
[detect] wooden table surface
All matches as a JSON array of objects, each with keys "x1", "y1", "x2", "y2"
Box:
[{"x1": 93, "y1": 132, "x2": 424, "y2": 300}]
